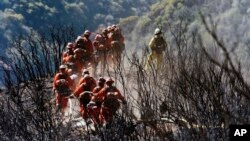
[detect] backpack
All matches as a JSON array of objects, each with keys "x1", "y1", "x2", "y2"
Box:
[
  {"x1": 79, "y1": 91, "x2": 92, "y2": 107},
  {"x1": 56, "y1": 74, "x2": 71, "y2": 96},
  {"x1": 75, "y1": 37, "x2": 86, "y2": 50},
  {"x1": 154, "y1": 37, "x2": 165, "y2": 54},
  {"x1": 80, "y1": 83, "x2": 92, "y2": 92},
  {"x1": 103, "y1": 88, "x2": 120, "y2": 113}
]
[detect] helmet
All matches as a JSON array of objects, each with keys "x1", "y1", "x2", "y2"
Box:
[
  {"x1": 102, "y1": 28, "x2": 108, "y2": 34},
  {"x1": 98, "y1": 77, "x2": 106, "y2": 83},
  {"x1": 66, "y1": 42, "x2": 74, "y2": 49},
  {"x1": 59, "y1": 65, "x2": 67, "y2": 69},
  {"x1": 107, "y1": 26, "x2": 112, "y2": 32},
  {"x1": 154, "y1": 28, "x2": 162, "y2": 35},
  {"x1": 76, "y1": 36, "x2": 82, "y2": 42},
  {"x1": 98, "y1": 77, "x2": 106, "y2": 87},
  {"x1": 106, "y1": 78, "x2": 114, "y2": 85},
  {"x1": 84, "y1": 30, "x2": 91, "y2": 36},
  {"x1": 82, "y1": 69, "x2": 90, "y2": 75},
  {"x1": 111, "y1": 24, "x2": 117, "y2": 29},
  {"x1": 94, "y1": 34, "x2": 102, "y2": 40}
]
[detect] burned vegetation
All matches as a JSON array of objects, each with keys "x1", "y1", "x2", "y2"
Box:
[{"x1": 0, "y1": 17, "x2": 249, "y2": 141}]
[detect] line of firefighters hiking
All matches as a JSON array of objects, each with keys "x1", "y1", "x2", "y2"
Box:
[
  {"x1": 62, "y1": 24, "x2": 125, "y2": 75},
  {"x1": 53, "y1": 25, "x2": 126, "y2": 125}
]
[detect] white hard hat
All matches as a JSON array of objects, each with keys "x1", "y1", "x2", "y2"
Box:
[
  {"x1": 84, "y1": 30, "x2": 91, "y2": 36},
  {"x1": 82, "y1": 69, "x2": 90, "y2": 76},
  {"x1": 59, "y1": 65, "x2": 67, "y2": 69},
  {"x1": 154, "y1": 28, "x2": 162, "y2": 35}
]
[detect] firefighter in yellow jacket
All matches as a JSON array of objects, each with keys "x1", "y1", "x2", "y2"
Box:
[{"x1": 145, "y1": 28, "x2": 168, "y2": 70}]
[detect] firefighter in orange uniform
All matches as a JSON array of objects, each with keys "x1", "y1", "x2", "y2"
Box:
[
  {"x1": 98, "y1": 78, "x2": 126, "y2": 124},
  {"x1": 64, "y1": 48, "x2": 84, "y2": 74},
  {"x1": 53, "y1": 65, "x2": 73, "y2": 112},
  {"x1": 71, "y1": 74, "x2": 96, "y2": 120},
  {"x1": 62, "y1": 42, "x2": 75, "y2": 64},
  {"x1": 91, "y1": 77, "x2": 106, "y2": 107},
  {"x1": 78, "y1": 69, "x2": 97, "y2": 89}
]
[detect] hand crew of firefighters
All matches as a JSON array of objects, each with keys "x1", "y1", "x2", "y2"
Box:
[
  {"x1": 54, "y1": 25, "x2": 127, "y2": 125},
  {"x1": 54, "y1": 26, "x2": 167, "y2": 125}
]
